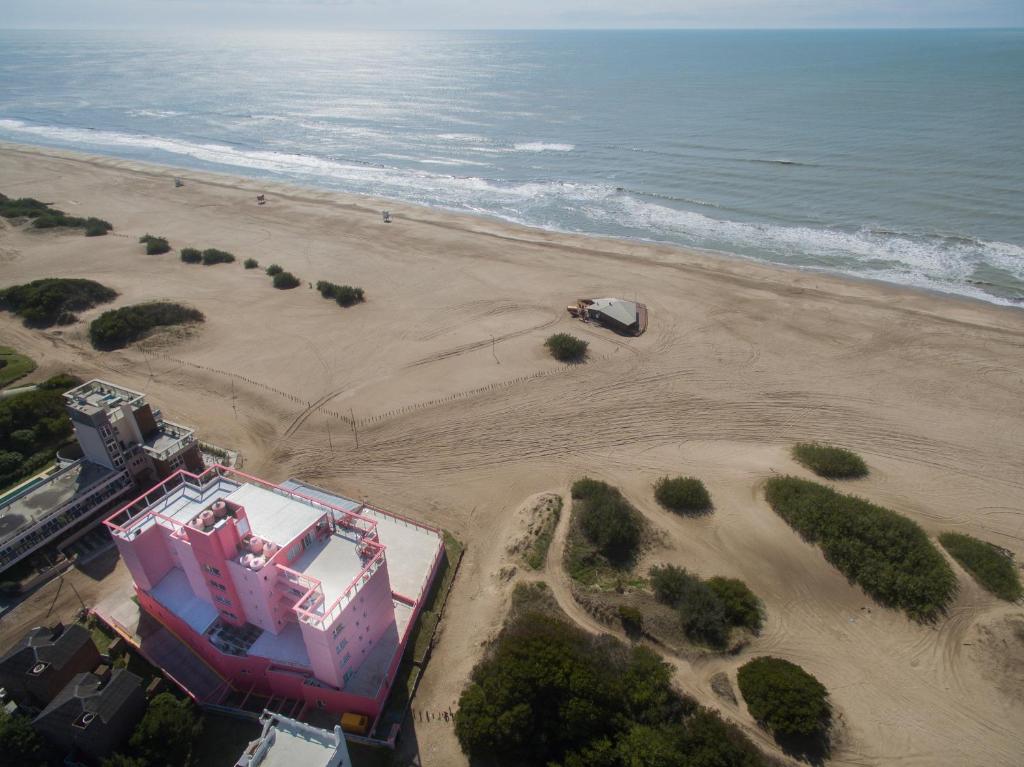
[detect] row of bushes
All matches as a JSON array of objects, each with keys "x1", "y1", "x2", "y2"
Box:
[
  {"x1": 265, "y1": 263, "x2": 300, "y2": 289},
  {"x1": 0, "y1": 194, "x2": 112, "y2": 236},
  {"x1": 0, "y1": 278, "x2": 118, "y2": 327},
  {"x1": 316, "y1": 280, "x2": 365, "y2": 307},
  {"x1": 89, "y1": 302, "x2": 205, "y2": 350},
  {"x1": 0, "y1": 374, "x2": 79, "y2": 492},
  {"x1": 650, "y1": 564, "x2": 763, "y2": 648},
  {"x1": 181, "y1": 247, "x2": 235, "y2": 265},
  {"x1": 764, "y1": 476, "x2": 957, "y2": 621},
  {"x1": 456, "y1": 606, "x2": 770, "y2": 767}
]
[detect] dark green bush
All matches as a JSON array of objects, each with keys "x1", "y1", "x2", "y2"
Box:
[
  {"x1": 272, "y1": 271, "x2": 300, "y2": 290},
  {"x1": 89, "y1": 302, "x2": 204, "y2": 350},
  {"x1": 127, "y1": 692, "x2": 200, "y2": 767},
  {"x1": 655, "y1": 476, "x2": 712, "y2": 514},
  {"x1": 84, "y1": 218, "x2": 111, "y2": 237},
  {"x1": 243, "y1": 258, "x2": 259, "y2": 269},
  {"x1": 0, "y1": 195, "x2": 112, "y2": 236},
  {"x1": 764, "y1": 476, "x2": 957, "y2": 621},
  {"x1": 180, "y1": 247, "x2": 202, "y2": 264},
  {"x1": 545, "y1": 332, "x2": 588, "y2": 362},
  {"x1": 707, "y1": 576, "x2": 764, "y2": 633},
  {"x1": 139, "y1": 234, "x2": 170, "y2": 255},
  {"x1": 737, "y1": 657, "x2": 830, "y2": 740},
  {"x1": 316, "y1": 280, "x2": 365, "y2": 307},
  {"x1": 791, "y1": 442, "x2": 868, "y2": 479},
  {"x1": 455, "y1": 610, "x2": 768, "y2": 767},
  {"x1": 0, "y1": 278, "x2": 117, "y2": 327},
  {"x1": 265, "y1": 263, "x2": 283, "y2": 276},
  {"x1": 939, "y1": 532, "x2": 1022, "y2": 601},
  {"x1": 651, "y1": 565, "x2": 763, "y2": 647},
  {"x1": 201, "y1": 248, "x2": 235, "y2": 265},
  {"x1": 0, "y1": 194, "x2": 51, "y2": 219},
  {"x1": 573, "y1": 478, "x2": 643, "y2": 565}
]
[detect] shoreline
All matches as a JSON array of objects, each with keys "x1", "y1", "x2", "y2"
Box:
[{"x1": 2, "y1": 139, "x2": 1020, "y2": 319}]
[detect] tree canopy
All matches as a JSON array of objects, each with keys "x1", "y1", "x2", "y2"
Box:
[
  {"x1": 737, "y1": 657, "x2": 831, "y2": 741},
  {"x1": 127, "y1": 693, "x2": 200, "y2": 767},
  {"x1": 456, "y1": 609, "x2": 768, "y2": 767},
  {"x1": 650, "y1": 565, "x2": 763, "y2": 648},
  {"x1": 0, "y1": 278, "x2": 118, "y2": 327},
  {"x1": 654, "y1": 476, "x2": 711, "y2": 514},
  {"x1": 89, "y1": 302, "x2": 204, "y2": 350},
  {"x1": 791, "y1": 442, "x2": 868, "y2": 479}
]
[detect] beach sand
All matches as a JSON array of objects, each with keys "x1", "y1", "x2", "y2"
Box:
[{"x1": 1, "y1": 143, "x2": 1022, "y2": 766}]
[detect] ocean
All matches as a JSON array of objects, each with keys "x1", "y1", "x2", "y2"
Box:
[{"x1": 1, "y1": 29, "x2": 1021, "y2": 304}]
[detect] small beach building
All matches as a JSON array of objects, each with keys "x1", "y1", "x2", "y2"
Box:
[
  {"x1": 104, "y1": 467, "x2": 444, "y2": 720},
  {"x1": 569, "y1": 297, "x2": 648, "y2": 336}
]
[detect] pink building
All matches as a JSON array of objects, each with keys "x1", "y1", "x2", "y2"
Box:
[{"x1": 104, "y1": 466, "x2": 444, "y2": 719}]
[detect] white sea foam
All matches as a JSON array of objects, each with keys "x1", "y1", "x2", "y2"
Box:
[
  {"x1": 0, "y1": 117, "x2": 1018, "y2": 305},
  {"x1": 512, "y1": 142, "x2": 575, "y2": 152}
]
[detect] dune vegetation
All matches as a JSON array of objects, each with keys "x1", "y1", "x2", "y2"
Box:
[
  {"x1": 764, "y1": 476, "x2": 957, "y2": 621},
  {"x1": 545, "y1": 332, "x2": 588, "y2": 362},
  {"x1": 265, "y1": 263, "x2": 283, "y2": 276},
  {"x1": 0, "y1": 194, "x2": 111, "y2": 236},
  {"x1": 243, "y1": 258, "x2": 259, "y2": 269},
  {"x1": 650, "y1": 564, "x2": 763, "y2": 648},
  {"x1": 200, "y1": 248, "x2": 235, "y2": 265},
  {"x1": 180, "y1": 247, "x2": 202, "y2": 264},
  {"x1": 272, "y1": 271, "x2": 300, "y2": 289},
  {"x1": 456, "y1": 587, "x2": 770, "y2": 767},
  {"x1": 566, "y1": 478, "x2": 645, "y2": 584},
  {"x1": 316, "y1": 280, "x2": 365, "y2": 307},
  {"x1": 738, "y1": 657, "x2": 831, "y2": 746},
  {"x1": 791, "y1": 442, "x2": 868, "y2": 479},
  {"x1": 655, "y1": 476, "x2": 712, "y2": 514},
  {"x1": 139, "y1": 234, "x2": 170, "y2": 255},
  {"x1": 939, "y1": 532, "x2": 1022, "y2": 601},
  {"x1": 0, "y1": 278, "x2": 118, "y2": 327},
  {"x1": 89, "y1": 302, "x2": 204, "y2": 350}
]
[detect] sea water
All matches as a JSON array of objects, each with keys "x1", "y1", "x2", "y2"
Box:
[{"x1": 0, "y1": 29, "x2": 1021, "y2": 304}]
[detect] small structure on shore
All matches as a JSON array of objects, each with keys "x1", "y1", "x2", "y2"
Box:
[
  {"x1": 382, "y1": 210, "x2": 392, "y2": 223},
  {"x1": 568, "y1": 297, "x2": 648, "y2": 336}
]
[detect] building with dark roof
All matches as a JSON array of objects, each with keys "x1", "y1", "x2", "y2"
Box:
[
  {"x1": 0, "y1": 623, "x2": 100, "y2": 708},
  {"x1": 32, "y1": 668, "x2": 145, "y2": 763}
]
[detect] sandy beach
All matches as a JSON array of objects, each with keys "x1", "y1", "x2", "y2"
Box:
[{"x1": 1, "y1": 142, "x2": 1023, "y2": 766}]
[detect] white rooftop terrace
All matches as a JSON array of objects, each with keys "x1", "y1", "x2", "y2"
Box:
[
  {"x1": 239, "y1": 713, "x2": 350, "y2": 767},
  {"x1": 223, "y1": 483, "x2": 325, "y2": 548},
  {"x1": 64, "y1": 379, "x2": 146, "y2": 417},
  {"x1": 287, "y1": 530, "x2": 367, "y2": 608}
]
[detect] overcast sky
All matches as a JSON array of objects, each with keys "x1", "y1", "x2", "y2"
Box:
[{"x1": 3, "y1": 0, "x2": 1022, "y2": 30}]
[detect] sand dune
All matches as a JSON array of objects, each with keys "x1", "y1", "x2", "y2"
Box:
[{"x1": 1, "y1": 143, "x2": 1022, "y2": 766}]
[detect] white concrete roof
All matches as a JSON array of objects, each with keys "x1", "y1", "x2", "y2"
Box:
[
  {"x1": 248, "y1": 622, "x2": 310, "y2": 669},
  {"x1": 224, "y1": 484, "x2": 324, "y2": 548},
  {"x1": 242, "y1": 714, "x2": 350, "y2": 767},
  {"x1": 288, "y1": 531, "x2": 366, "y2": 606},
  {"x1": 150, "y1": 568, "x2": 219, "y2": 634}
]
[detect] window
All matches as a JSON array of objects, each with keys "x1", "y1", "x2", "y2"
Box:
[
  {"x1": 331, "y1": 623, "x2": 345, "y2": 638},
  {"x1": 209, "y1": 580, "x2": 226, "y2": 592},
  {"x1": 214, "y1": 595, "x2": 232, "y2": 607},
  {"x1": 335, "y1": 638, "x2": 348, "y2": 654},
  {"x1": 203, "y1": 564, "x2": 221, "y2": 576},
  {"x1": 223, "y1": 610, "x2": 238, "y2": 620},
  {"x1": 339, "y1": 653, "x2": 351, "y2": 669}
]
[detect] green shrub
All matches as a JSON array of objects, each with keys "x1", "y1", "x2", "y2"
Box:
[
  {"x1": 737, "y1": 657, "x2": 830, "y2": 740},
  {"x1": 455, "y1": 610, "x2": 768, "y2": 767},
  {"x1": 201, "y1": 248, "x2": 235, "y2": 265},
  {"x1": 939, "y1": 532, "x2": 1022, "y2": 601},
  {"x1": 545, "y1": 332, "x2": 588, "y2": 362},
  {"x1": 316, "y1": 280, "x2": 365, "y2": 307},
  {"x1": 272, "y1": 271, "x2": 300, "y2": 290},
  {"x1": 791, "y1": 442, "x2": 868, "y2": 479},
  {"x1": 707, "y1": 577, "x2": 764, "y2": 633},
  {"x1": 574, "y1": 478, "x2": 642, "y2": 565},
  {"x1": 0, "y1": 194, "x2": 51, "y2": 219},
  {"x1": 654, "y1": 476, "x2": 712, "y2": 514},
  {"x1": 764, "y1": 476, "x2": 956, "y2": 621},
  {"x1": 84, "y1": 217, "x2": 112, "y2": 237},
  {"x1": 650, "y1": 566, "x2": 763, "y2": 647},
  {"x1": 0, "y1": 278, "x2": 118, "y2": 327},
  {"x1": 139, "y1": 234, "x2": 170, "y2": 255},
  {"x1": 243, "y1": 258, "x2": 259, "y2": 269},
  {"x1": 128, "y1": 692, "x2": 200, "y2": 766},
  {"x1": 265, "y1": 263, "x2": 283, "y2": 276},
  {"x1": 89, "y1": 302, "x2": 205, "y2": 350},
  {"x1": 180, "y1": 247, "x2": 202, "y2": 264}
]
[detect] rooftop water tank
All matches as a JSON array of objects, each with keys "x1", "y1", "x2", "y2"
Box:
[
  {"x1": 249, "y1": 538, "x2": 265, "y2": 555},
  {"x1": 249, "y1": 555, "x2": 267, "y2": 571},
  {"x1": 211, "y1": 501, "x2": 228, "y2": 519}
]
